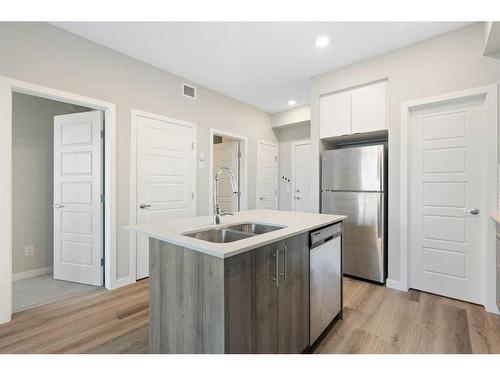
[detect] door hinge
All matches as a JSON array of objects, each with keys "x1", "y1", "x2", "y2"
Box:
[
  {"x1": 101, "y1": 194, "x2": 105, "y2": 203},
  {"x1": 101, "y1": 129, "x2": 105, "y2": 138},
  {"x1": 237, "y1": 152, "x2": 242, "y2": 158},
  {"x1": 192, "y1": 192, "x2": 194, "y2": 199},
  {"x1": 274, "y1": 156, "x2": 278, "y2": 162},
  {"x1": 191, "y1": 142, "x2": 194, "y2": 150},
  {"x1": 101, "y1": 258, "x2": 105, "y2": 266}
]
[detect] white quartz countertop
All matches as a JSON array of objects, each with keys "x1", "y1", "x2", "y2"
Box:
[{"x1": 126, "y1": 209, "x2": 346, "y2": 258}]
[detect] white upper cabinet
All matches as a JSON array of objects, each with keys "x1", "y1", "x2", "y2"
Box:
[
  {"x1": 319, "y1": 90, "x2": 351, "y2": 138},
  {"x1": 319, "y1": 80, "x2": 387, "y2": 139},
  {"x1": 351, "y1": 81, "x2": 387, "y2": 134}
]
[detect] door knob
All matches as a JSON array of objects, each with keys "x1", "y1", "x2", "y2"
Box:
[
  {"x1": 140, "y1": 203, "x2": 152, "y2": 209},
  {"x1": 53, "y1": 202, "x2": 65, "y2": 209},
  {"x1": 295, "y1": 196, "x2": 302, "y2": 200},
  {"x1": 464, "y1": 208, "x2": 480, "y2": 215}
]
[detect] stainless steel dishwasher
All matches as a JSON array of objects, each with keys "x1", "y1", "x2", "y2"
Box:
[{"x1": 309, "y1": 223, "x2": 342, "y2": 346}]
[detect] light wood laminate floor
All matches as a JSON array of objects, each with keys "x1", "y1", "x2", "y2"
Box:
[{"x1": 1, "y1": 277, "x2": 499, "y2": 354}]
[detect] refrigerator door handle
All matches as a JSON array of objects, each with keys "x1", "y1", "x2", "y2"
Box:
[
  {"x1": 378, "y1": 146, "x2": 384, "y2": 192},
  {"x1": 377, "y1": 195, "x2": 382, "y2": 239}
]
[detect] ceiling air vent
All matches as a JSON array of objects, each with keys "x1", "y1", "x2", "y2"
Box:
[{"x1": 182, "y1": 83, "x2": 196, "y2": 99}]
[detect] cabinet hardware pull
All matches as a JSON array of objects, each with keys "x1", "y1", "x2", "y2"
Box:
[
  {"x1": 272, "y1": 249, "x2": 279, "y2": 287},
  {"x1": 279, "y1": 245, "x2": 287, "y2": 281}
]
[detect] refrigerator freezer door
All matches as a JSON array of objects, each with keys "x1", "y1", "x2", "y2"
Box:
[
  {"x1": 322, "y1": 145, "x2": 384, "y2": 192},
  {"x1": 322, "y1": 191, "x2": 385, "y2": 282}
]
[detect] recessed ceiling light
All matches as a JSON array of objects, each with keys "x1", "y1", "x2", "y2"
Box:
[
  {"x1": 288, "y1": 100, "x2": 296, "y2": 106},
  {"x1": 315, "y1": 36, "x2": 330, "y2": 48}
]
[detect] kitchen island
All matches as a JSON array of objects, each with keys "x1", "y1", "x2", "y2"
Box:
[{"x1": 127, "y1": 209, "x2": 346, "y2": 354}]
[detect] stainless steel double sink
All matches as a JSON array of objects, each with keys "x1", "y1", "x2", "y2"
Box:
[{"x1": 183, "y1": 222, "x2": 286, "y2": 243}]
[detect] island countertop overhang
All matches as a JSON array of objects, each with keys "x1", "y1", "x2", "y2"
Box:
[{"x1": 126, "y1": 209, "x2": 346, "y2": 259}]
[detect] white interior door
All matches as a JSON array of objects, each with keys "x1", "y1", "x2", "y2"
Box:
[
  {"x1": 292, "y1": 142, "x2": 314, "y2": 212},
  {"x1": 410, "y1": 95, "x2": 486, "y2": 303},
  {"x1": 136, "y1": 115, "x2": 195, "y2": 279},
  {"x1": 256, "y1": 141, "x2": 278, "y2": 209},
  {"x1": 53, "y1": 111, "x2": 103, "y2": 286},
  {"x1": 213, "y1": 140, "x2": 239, "y2": 212}
]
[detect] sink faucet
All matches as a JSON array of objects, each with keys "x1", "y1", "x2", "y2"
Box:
[{"x1": 213, "y1": 167, "x2": 239, "y2": 225}]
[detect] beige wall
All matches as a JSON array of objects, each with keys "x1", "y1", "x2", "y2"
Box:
[
  {"x1": 12, "y1": 93, "x2": 90, "y2": 275},
  {"x1": 0, "y1": 22, "x2": 275, "y2": 280},
  {"x1": 275, "y1": 123, "x2": 311, "y2": 211},
  {"x1": 271, "y1": 105, "x2": 311, "y2": 128},
  {"x1": 311, "y1": 22, "x2": 500, "y2": 284}
]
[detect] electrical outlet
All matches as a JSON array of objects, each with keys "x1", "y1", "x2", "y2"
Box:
[{"x1": 24, "y1": 245, "x2": 34, "y2": 257}]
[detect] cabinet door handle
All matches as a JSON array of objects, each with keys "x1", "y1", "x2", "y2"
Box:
[
  {"x1": 279, "y1": 244, "x2": 287, "y2": 281},
  {"x1": 272, "y1": 248, "x2": 279, "y2": 288}
]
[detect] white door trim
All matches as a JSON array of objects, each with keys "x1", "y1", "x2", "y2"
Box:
[
  {"x1": 399, "y1": 84, "x2": 498, "y2": 313},
  {"x1": 0, "y1": 76, "x2": 117, "y2": 324},
  {"x1": 208, "y1": 128, "x2": 248, "y2": 215},
  {"x1": 256, "y1": 140, "x2": 279, "y2": 209},
  {"x1": 129, "y1": 109, "x2": 197, "y2": 281},
  {"x1": 291, "y1": 140, "x2": 312, "y2": 211}
]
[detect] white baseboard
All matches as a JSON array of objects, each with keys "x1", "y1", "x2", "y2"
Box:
[
  {"x1": 13, "y1": 266, "x2": 53, "y2": 281},
  {"x1": 486, "y1": 301, "x2": 500, "y2": 315},
  {"x1": 111, "y1": 275, "x2": 136, "y2": 290},
  {"x1": 386, "y1": 278, "x2": 408, "y2": 292}
]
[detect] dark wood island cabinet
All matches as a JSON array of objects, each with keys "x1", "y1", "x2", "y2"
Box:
[{"x1": 149, "y1": 232, "x2": 310, "y2": 354}]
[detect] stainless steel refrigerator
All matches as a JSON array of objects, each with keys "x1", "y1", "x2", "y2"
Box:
[{"x1": 321, "y1": 144, "x2": 387, "y2": 283}]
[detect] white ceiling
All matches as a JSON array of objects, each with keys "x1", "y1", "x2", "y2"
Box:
[{"x1": 52, "y1": 22, "x2": 471, "y2": 113}]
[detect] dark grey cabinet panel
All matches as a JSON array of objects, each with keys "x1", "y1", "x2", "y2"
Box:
[
  {"x1": 253, "y1": 243, "x2": 279, "y2": 353},
  {"x1": 149, "y1": 239, "x2": 225, "y2": 354},
  {"x1": 224, "y1": 234, "x2": 309, "y2": 354},
  {"x1": 277, "y1": 233, "x2": 310, "y2": 354},
  {"x1": 224, "y1": 249, "x2": 255, "y2": 353},
  {"x1": 224, "y1": 243, "x2": 279, "y2": 353}
]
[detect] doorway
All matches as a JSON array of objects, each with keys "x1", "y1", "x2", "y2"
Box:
[
  {"x1": 256, "y1": 140, "x2": 278, "y2": 209},
  {"x1": 0, "y1": 77, "x2": 117, "y2": 324},
  {"x1": 209, "y1": 128, "x2": 248, "y2": 215},
  {"x1": 11, "y1": 93, "x2": 104, "y2": 313},
  {"x1": 292, "y1": 141, "x2": 314, "y2": 212},
  {"x1": 400, "y1": 85, "x2": 497, "y2": 311},
  {"x1": 130, "y1": 110, "x2": 197, "y2": 280}
]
